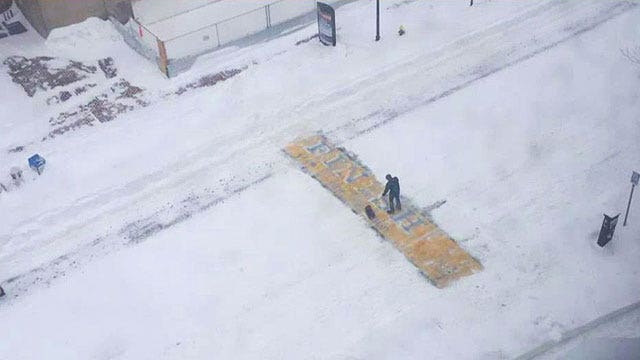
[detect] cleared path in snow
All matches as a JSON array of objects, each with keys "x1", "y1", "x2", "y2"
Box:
[{"x1": 285, "y1": 134, "x2": 482, "y2": 288}]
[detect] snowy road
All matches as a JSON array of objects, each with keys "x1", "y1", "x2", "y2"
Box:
[
  {"x1": 1, "y1": 0, "x2": 639, "y2": 358},
  {"x1": 2, "y1": 0, "x2": 635, "y2": 282},
  {"x1": 517, "y1": 300, "x2": 640, "y2": 359}
]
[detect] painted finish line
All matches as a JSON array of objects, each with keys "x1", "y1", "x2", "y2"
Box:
[{"x1": 285, "y1": 135, "x2": 482, "y2": 288}]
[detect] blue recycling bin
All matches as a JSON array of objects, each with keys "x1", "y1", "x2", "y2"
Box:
[{"x1": 28, "y1": 154, "x2": 46, "y2": 175}]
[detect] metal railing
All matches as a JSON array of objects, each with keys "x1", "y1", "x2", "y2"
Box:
[
  {"x1": 162, "y1": 0, "x2": 317, "y2": 59},
  {"x1": 111, "y1": 0, "x2": 338, "y2": 77}
]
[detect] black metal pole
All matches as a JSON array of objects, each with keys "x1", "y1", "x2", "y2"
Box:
[
  {"x1": 623, "y1": 184, "x2": 635, "y2": 226},
  {"x1": 375, "y1": 0, "x2": 380, "y2": 41}
]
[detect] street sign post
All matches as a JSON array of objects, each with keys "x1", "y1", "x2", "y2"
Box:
[
  {"x1": 375, "y1": 0, "x2": 380, "y2": 41},
  {"x1": 623, "y1": 171, "x2": 639, "y2": 226}
]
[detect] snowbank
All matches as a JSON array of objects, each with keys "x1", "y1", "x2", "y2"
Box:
[{"x1": 45, "y1": 17, "x2": 123, "y2": 60}]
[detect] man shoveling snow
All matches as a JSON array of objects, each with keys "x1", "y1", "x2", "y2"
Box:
[{"x1": 382, "y1": 174, "x2": 401, "y2": 214}]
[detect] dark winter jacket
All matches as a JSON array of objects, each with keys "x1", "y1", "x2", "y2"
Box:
[{"x1": 382, "y1": 177, "x2": 400, "y2": 196}]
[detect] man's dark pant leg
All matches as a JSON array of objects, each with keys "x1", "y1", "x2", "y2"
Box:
[
  {"x1": 389, "y1": 193, "x2": 401, "y2": 213},
  {"x1": 392, "y1": 193, "x2": 401, "y2": 211}
]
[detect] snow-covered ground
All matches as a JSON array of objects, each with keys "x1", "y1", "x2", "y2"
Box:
[{"x1": 1, "y1": 0, "x2": 639, "y2": 358}]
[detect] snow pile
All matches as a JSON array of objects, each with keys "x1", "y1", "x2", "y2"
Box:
[{"x1": 45, "y1": 17, "x2": 122, "y2": 60}]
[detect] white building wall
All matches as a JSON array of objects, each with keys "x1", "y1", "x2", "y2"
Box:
[{"x1": 132, "y1": 0, "x2": 339, "y2": 59}]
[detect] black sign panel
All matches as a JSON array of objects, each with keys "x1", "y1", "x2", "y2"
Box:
[
  {"x1": 317, "y1": 2, "x2": 336, "y2": 46},
  {"x1": 4, "y1": 21, "x2": 26, "y2": 35},
  {"x1": 597, "y1": 214, "x2": 619, "y2": 247}
]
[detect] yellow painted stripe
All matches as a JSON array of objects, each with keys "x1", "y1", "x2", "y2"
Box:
[{"x1": 285, "y1": 135, "x2": 482, "y2": 288}]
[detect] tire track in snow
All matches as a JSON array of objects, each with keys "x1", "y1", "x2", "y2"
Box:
[
  {"x1": 0, "y1": 0, "x2": 569, "y2": 246},
  {"x1": 1, "y1": 0, "x2": 637, "y2": 303},
  {"x1": 515, "y1": 300, "x2": 640, "y2": 359},
  {"x1": 9, "y1": 0, "x2": 630, "y2": 252},
  {"x1": 0, "y1": 173, "x2": 273, "y2": 304},
  {"x1": 325, "y1": 0, "x2": 637, "y2": 141}
]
